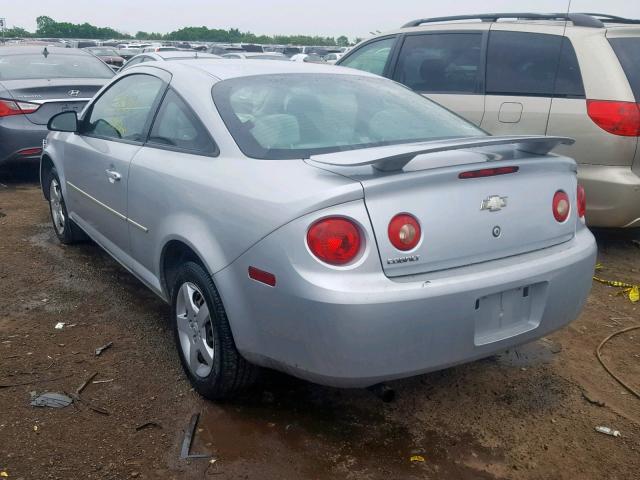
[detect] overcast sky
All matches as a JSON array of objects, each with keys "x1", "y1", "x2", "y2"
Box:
[{"x1": 2, "y1": 0, "x2": 639, "y2": 39}]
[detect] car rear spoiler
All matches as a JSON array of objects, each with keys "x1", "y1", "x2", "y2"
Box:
[{"x1": 309, "y1": 136, "x2": 575, "y2": 172}]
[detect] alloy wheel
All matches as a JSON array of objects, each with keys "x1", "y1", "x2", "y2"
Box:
[
  {"x1": 49, "y1": 178, "x2": 66, "y2": 235},
  {"x1": 176, "y1": 282, "x2": 215, "y2": 378}
]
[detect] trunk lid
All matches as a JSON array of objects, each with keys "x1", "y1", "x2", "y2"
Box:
[
  {"x1": 0, "y1": 79, "x2": 106, "y2": 125},
  {"x1": 309, "y1": 137, "x2": 578, "y2": 277}
]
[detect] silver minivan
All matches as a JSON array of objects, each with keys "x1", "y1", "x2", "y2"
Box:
[{"x1": 339, "y1": 12, "x2": 640, "y2": 228}]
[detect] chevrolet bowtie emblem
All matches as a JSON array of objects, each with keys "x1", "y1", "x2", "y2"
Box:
[{"x1": 481, "y1": 195, "x2": 508, "y2": 212}]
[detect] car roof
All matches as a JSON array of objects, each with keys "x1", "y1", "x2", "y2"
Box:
[
  {"x1": 155, "y1": 51, "x2": 220, "y2": 60},
  {"x1": 242, "y1": 52, "x2": 286, "y2": 56},
  {"x1": 133, "y1": 58, "x2": 376, "y2": 81},
  {"x1": 0, "y1": 46, "x2": 93, "y2": 56},
  {"x1": 377, "y1": 13, "x2": 640, "y2": 37}
]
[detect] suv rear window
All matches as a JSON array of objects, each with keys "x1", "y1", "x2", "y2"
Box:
[
  {"x1": 394, "y1": 33, "x2": 483, "y2": 94},
  {"x1": 487, "y1": 31, "x2": 583, "y2": 97},
  {"x1": 609, "y1": 38, "x2": 640, "y2": 101}
]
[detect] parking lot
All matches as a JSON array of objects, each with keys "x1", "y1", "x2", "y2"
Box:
[{"x1": 0, "y1": 165, "x2": 638, "y2": 479}]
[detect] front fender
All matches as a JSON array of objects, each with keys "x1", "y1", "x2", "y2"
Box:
[{"x1": 40, "y1": 132, "x2": 68, "y2": 200}]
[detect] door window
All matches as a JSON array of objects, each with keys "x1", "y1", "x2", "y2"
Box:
[
  {"x1": 554, "y1": 38, "x2": 584, "y2": 97},
  {"x1": 148, "y1": 89, "x2": 217, "y2": 155},
  {"x1": 394, "y1": 33, "x2": 483, "y2": 93},
  {"x1": 82, "y1": 74, "x2": 164, "y2": 142},
  {"x1": 487, "y1": 31, "x2": 565, "y2": 96},
  {"x1": 339, "y1": 37, "x2": 396, "y2": 76}
]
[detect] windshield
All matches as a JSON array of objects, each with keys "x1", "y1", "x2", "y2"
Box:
[
  {"x1": 609, "y1": 38, "x2": 640, "y2": 102},
  {"x1": 0, "y1": 53, "x2": 115, "y2": 80},
  {"x1": 213, "y1": 73, "x2": 484, "y2": 159}
]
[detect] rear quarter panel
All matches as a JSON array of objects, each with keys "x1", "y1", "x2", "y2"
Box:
[
  {"x1": 126, "y1": 151, "x2": 362, "y2": 294},
  {"x1": 546, "y1": 98, "x2": 637, "y2": 167},
  {"x1": 550, "y1": 28, "x2": 638, "y2": 168}
]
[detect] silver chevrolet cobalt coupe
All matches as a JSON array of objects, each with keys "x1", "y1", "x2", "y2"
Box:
[{"x1": 41, "y1": 60, "x2": 597, "y2": 399}]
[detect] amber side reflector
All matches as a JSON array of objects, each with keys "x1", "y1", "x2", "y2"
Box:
[
  {"x1": 248, "y1": 266, "x2": 276, "y2": 287},
  {"x1": 459, "y1": 166, "x2": 519, "y2": 179}
]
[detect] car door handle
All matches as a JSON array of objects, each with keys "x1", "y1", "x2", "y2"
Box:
[{"x1": 105, "y1": 169, "x2": 122, "y2": 183}]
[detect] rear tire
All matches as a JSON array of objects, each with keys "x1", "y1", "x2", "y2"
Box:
[
  {"x1": 172, "y1": 261, "x2": 258, "y2": 400},
  {"x1": 47, "y1": 168, "x2": 87, "y2": 244}
]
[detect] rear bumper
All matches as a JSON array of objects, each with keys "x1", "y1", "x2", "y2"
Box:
[
  {"x1": 578, "y1": 165, "x2": 640, "y2": 228},
  {"x1": 0, "y1": 116, "x2": 47, "y2": 165},
  {"x1": 215, "y1": 222, "x2": 596, "y2": 388}
]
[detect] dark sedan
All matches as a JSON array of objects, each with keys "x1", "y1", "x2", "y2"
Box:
[
  {"x1": 0, "y1": 46, "x2": 114, "y2": 166},
  {"x1": 84, "y1": 46, "x2": 126, "y2": 70}
]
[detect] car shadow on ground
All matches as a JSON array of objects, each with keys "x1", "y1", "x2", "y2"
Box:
[{"x1": 0, "y1": 161, "x2": 40, "y2": 186}]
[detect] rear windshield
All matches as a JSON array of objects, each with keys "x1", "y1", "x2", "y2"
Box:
[
  {"x1": 0, "y1": 53, "x2": 115, "y2": 80},
  {"x1": 212, "y1": 73, "x2": 484, "y2": 159},
  {"x1": 609, "y1": 38, "x2": 640, "y2": 101}
]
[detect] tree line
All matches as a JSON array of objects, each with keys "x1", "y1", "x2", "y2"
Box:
[{"x1": 1, "y1": 16, "x2": 352, "y2": 46}]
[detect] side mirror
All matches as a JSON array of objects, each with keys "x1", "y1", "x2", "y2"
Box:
[{"x1": 48, "y1": 111, "x2": 78, "y2": 132}]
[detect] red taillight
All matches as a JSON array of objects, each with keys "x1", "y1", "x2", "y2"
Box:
[
  {"x1": 17, "y1": 147, "x2": 43, "y2": 157},
  {"x1": 458, "y1": 166, "x2": 519, "y2": 179},
  {"x1": 0, "y1": 99, "x2": 40, "y2": 117},
  {"x1": 307, "y1": 217, "x2": 361, "y2": 265},
  {"x1": 577, "y1": 185, "x2": 586, "y2": 219},
  {"x1": 388, "y1": 213, "x2": 421, "y2": 251},
  {"x1": 587, "y1": 100, "x2": 640, "y2": 136},
  {"x1": 248, "y1": 266, "x2": 276, "y2": 287},
  {"x1": 552, "y1": 190, "x2": 570, "y2": 223}
]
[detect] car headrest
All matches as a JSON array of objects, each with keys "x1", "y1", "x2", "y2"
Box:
[
  {"x1": 285, "y1": 94, "x2": 322, "y2": 116},
  {"x1": 251, "y1": 114, "x2": 300, "y2": 149}
]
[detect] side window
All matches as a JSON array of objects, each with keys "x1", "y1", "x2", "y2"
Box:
[
  {"x1": 394, "y1": 33, "x2": 482, "y2": 93},
  {"x1": 148, "y1": 89, "x2": 217, "y2": 155},
  {"x1": 487, "y1": 31, "x2": 563, "y2": 96},
  {"x1": 554, "y1": 38, "x2": 585, "y2": 98},
  {"x1": 339, "y1": 37, "x2": 396, "y2": 76},
  {"x1": 82, "y1": 74, "x2": 164, "y2": 142}
]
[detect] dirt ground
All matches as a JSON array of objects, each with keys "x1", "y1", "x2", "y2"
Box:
[{"x1": 1, "y1": 165, "x2": 639, "y2": 480}]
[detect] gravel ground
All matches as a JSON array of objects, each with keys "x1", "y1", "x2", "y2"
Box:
[{"x1": 0, "y1": 166, "x2": 639, "y2": 479}]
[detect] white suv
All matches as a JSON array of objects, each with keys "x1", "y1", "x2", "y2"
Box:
[{"x1": 338, "y1": 13, "x2": 640, "y2": 228}]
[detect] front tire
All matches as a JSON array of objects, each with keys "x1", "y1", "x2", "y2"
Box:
[
  {"x1": 172, "y1": 261, "x2": 258, "y2": 400},
  {"x1": 47, "y1": 168, "x2": 86, "y2": 244}
]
